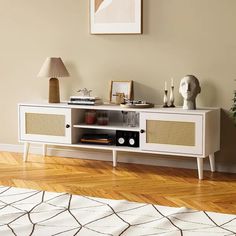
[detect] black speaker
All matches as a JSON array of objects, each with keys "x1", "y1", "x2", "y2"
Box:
[{"x1": 116, "y1": 131, "x2": 139, "y2": 147}]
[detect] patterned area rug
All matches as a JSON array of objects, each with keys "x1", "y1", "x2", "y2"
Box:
[{"x1": 0, "y1": 186, "x2": 235, "y2": 236}]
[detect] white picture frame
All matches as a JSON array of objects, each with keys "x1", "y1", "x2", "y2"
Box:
[{"x1": 90, "y1": 0, "x2": 142, "y2": 34}]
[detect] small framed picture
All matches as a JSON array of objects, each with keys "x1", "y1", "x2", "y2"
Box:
[
  {"x1": 90, "y1": 0, "x2": 142, "y2": 34},
  {"x1": 109, "y1": 80, "x2": 133, "y2": 103}
]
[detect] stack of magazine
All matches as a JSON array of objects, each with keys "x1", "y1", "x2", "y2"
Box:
[{"x1": 68, "y1": 96, "x2": 102, "y2": 105}]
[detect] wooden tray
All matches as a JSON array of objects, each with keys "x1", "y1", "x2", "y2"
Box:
[{"x1": 120, "y1": 103, "x2": 154, "y2": 108}]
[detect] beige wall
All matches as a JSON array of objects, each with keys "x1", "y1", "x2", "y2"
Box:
[{"x1": 0, "y1": 0, "x2": 236, "y2": 165}]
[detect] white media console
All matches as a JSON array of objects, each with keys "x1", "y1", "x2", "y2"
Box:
[{"x1": 18, "y1": 103, "x2": 220, "y2": 179}]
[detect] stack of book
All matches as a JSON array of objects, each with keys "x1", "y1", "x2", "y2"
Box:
[
  {"x1": 68, "y1": 96, "x2": 102, "y2": 105},
  {"x1": 80, "y1": 134, "x2": 113, "y2": 145}
]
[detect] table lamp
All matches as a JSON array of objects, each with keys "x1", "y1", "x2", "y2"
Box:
[{"x1": 37, "y1": 57, "x2": 70, "y2": 103}]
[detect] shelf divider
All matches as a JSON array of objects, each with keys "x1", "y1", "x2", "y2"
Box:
[{"x1": 73, "y1": 123, "x2": 140, "y2": 132}]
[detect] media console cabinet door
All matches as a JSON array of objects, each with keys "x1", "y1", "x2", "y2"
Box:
[
  {"x1": 19, "y1": 106, "x2": 72, "y2": 143},
  {"x1": 140, "y1": 112, "x2": 203, "y2": 155}
]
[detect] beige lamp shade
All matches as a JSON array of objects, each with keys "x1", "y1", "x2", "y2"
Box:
[
  {"x1": 37, "y1": 57, "x2": 70, "y2": 78},
  {"x1": 37, "y1": 57, "x2": 70, "y2": 103}
]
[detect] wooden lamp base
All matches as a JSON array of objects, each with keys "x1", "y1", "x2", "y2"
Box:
[{"x1": 49, "y1": 78, "x2": 60, "y2": 103}]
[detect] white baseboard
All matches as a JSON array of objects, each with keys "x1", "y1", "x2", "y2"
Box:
[{"x1": 0, "y1": 143, "x2": 235, "y2": 174}]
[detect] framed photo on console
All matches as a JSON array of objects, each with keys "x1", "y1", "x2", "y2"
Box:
[
  {"x1": 90, "y1": 0, "x2": 142, "y2": 34},
  {"x1": 109, "y1": 80, "x2": 133, "y2": 103}
]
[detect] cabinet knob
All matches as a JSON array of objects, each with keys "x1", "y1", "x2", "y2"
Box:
[
  {"x1": 66, "y1": 124, "x2": 70, "y2": 128},
  {"x1": 140, "y1": 129, "x2": 145, "y2": 133}
]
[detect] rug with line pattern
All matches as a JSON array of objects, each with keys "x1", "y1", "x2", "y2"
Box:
[{"x1": 0, "y1": 186, "x2": 235, "y2": 235}]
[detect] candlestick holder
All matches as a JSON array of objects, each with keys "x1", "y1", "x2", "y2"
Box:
[
  {"x1": 163, "y1": 90, "x2": 168, "y2": 108},
  {"x1": 169, "y1": 86, "x2": 175, "y2": 107}
]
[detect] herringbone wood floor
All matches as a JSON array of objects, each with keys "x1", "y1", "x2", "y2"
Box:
[{"x1": 0, "y1": 151, "x2": 236, "y2": 214}]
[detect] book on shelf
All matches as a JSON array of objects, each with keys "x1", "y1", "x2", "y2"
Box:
[
  {"x1": 69, "y1": 96, "x2": 100, "y2": 101},
  {"x1": 68, "y1": 96, "x2": 102, "y2": 105},
  {"x1": 68, "y1": 100, "x2": 102, "y2": 105},
  {"x1": 80, "y1": 134, "x2": 113, "y2": 145}
]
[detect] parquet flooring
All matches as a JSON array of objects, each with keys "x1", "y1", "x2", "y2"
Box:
[{"x1": 0, "y1": 151, "x2": 236, "y2": 214}]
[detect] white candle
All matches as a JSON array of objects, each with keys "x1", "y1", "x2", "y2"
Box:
[
  {"x1": 165, "y1": 81, "x2": 167, "y2": 91},
  {"x1": 171, "y1": 78, "x2": 174, "y2": 87}
]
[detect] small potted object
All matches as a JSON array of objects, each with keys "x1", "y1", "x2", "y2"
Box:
[
  {"x1": 97, "y1": 111, "x2": 109, "y2": 125},
  {"x1": 85, "y1": 110, "x2": 96, "y2": 124}
]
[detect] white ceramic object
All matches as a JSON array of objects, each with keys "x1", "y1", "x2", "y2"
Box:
[{"x1": 179, "y1": 75, "x2": 201, "y2": 110}]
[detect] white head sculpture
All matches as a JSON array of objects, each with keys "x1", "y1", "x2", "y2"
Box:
[{"x1": 179, "y1": 75, "x2": 201, "y2": 110}]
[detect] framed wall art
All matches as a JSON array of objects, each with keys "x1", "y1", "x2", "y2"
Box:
[
  {"x1": 90, "y1": 0, "x2": 142, "y2": 34},
  {"x1": 109, "y1": 80, "x2": 133, "y2": 103}
]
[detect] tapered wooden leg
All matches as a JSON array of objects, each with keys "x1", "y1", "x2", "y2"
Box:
[
  {"x1": 197, "y1": 157, "x2": 203, "y2": 180},
  {"x1": 112, "y1": 150, "x2": 117, "y2": 167},
  {"x1": 43, "y1": 144, "x2": 47, "y2": 157},
  {"x1": 23, "y1": 143, "x2": 30, "y2": 162},
  {"x1": 209, "y1": 154, "x2": 215, "y2": 172}
]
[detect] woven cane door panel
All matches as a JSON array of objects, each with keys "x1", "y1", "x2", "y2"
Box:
[
  {"x1": 19, "y1": 106, "x2": 71, "y2": 144},
  {"x1": 140, "y1": 112, "x2": 203, "y2": 155},
  {"x1": 147, "y1": 120, "x2": 195, "y2": 146},
  {"x1": 26, "y1": 113, "x2": 65, "y2": 136}
]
